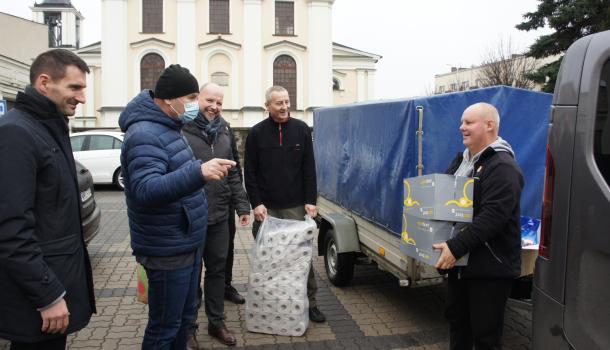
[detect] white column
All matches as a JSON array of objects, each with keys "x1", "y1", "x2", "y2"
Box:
[
  {"x1": 367, "y1": 70, "x2": 376, "y2": 100},
  {"x1": 356, "y1": 69, "x2": 365, "y2": 102},
  {"x1": 100, "y1": 0, "x2": 128, "y2": 127},
  {"x1": 61, "y1": 12, "x2": 76, "y2": 47},
  {"x1": 176, "y1": 0, "x2": 197, "y2": 72},
  {"x1": 307, "y1": 0, "x2": 334, "y2": 108},
  {"x1": 85, "y1": 67, "x2": 95, "y2": 117},
  {"x1": 242, "y1": 0, "x2": 263, "y2": 126}
]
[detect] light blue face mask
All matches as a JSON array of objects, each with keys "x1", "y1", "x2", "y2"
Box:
[
  {"x1": 169, "y1": 99, "x2": 199, "y2": 122},
  {"x1": 181, "y1": 101, "x2": 199, "y2": 122}
]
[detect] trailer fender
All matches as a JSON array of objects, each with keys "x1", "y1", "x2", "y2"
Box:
[{"x1": 317, "y1": 212, "x2": 360, "y2": 256}]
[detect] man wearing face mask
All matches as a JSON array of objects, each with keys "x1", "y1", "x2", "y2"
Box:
[
  {"x1": 119, "y1": 64, "x2": 236, "y2": 349},
  {"x1": 182, "y1": 82, "x2": 251, "y2": 348}
]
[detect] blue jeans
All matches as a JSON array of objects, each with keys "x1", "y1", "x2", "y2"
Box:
[{"x1": 142, "y1": 251, "x2": 201, "y2": 350}]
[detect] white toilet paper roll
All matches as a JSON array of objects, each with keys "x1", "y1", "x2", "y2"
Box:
[
  {"x1": 303, "y1": 229, "x2": 315, "y2": 241},
  {"x1": 263, "y1": 287, "x2": 276, "y2": 299},
  {"x1": 249, "y1": 273, "x2": 264, "y2": 287},
  {"x1": 263, "y1": 300, "x2": 276, "y2": 313},
  {"x1": 257, "y1": 247, "x2": 272, "y2": 261},
  {"x1": 277, "y1": 299, "x2": 291, "y2": 314},
  {"x1": 290, "y1": 299, "x2": 306, "y2": 315},
  {"x1": 248, "y1": 287, "x2": 264, "y2": 300},
  {"x1": 277, "y1": 232, "x2": 291, "y2": 245},
  {"x1": 248, "y1": 300, "x2": 263, "y2": 313},
  {"x1": 292, "y1": 321, "x2": 307, "y2": 336},
  {"x1": 272, "y1": 247, "x2": 286, "y2": 260}
]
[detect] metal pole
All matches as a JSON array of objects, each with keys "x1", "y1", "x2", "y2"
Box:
[{"x1": 416, "y1": 106, "x2": 424, "y2": 176}]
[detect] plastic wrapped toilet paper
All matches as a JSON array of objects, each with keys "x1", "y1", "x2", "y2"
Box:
[{"x1": 246, "y1": 215, "x2": 317, "y2": 337}]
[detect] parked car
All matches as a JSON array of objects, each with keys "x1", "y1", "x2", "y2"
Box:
[
  {"x1": 75, "y1": 160, "x2": 101, "y2": 244},
  {"x1": 70, "y1": 130, "x2": 124, "y2": 190},
  {"x1": 532, "y1": 29, "x2": 610, "y2": 349}
]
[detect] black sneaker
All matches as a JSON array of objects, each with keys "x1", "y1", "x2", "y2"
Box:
[
  {"x1": 309, "y1": 306, "x2": 326, "y2": 323},
  {"x1": 224, "y1": 285, "x2": 245, "y2": 304}
]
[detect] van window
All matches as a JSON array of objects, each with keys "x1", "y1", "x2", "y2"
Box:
[{"x1": 594, "y1": 59, "x2": 610, "y2": 185}]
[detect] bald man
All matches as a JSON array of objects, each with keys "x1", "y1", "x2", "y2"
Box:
[
  {"x1": 433, "y1": 103, "x2": 524, "y2": 349},
  {"x1": 183, "y1": 83, "x2": 251, "y2": 348}
]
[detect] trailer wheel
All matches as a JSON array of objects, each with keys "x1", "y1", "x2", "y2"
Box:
[{"x1": 324, "y1": 230, "x2": 355, "y2": 286}]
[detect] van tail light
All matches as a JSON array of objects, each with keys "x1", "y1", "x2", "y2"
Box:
[{"x1": 539, "y1": 145, "x2": 554, "y2": 259}]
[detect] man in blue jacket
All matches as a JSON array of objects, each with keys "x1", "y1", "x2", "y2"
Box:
[
  {"x1": 119, "y1": 64, "x2": 235, "y2": 349},
  {"x1": 433, "y1": 103, "x2": 524, "y2": 350}
]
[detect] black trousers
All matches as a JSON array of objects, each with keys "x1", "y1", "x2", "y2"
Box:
[
  {"x1": 445, "y1": 274, "x2": 513, "y2": 350},
  {"x1": 195, "y1": 220, "x2": 230, "y2": 329},
  {"x1": 11, "y1": 336, "x2": 67, "y2": 350},
  {"x1": 224, "y1": 205, "x2": 236, "y2": 287}
]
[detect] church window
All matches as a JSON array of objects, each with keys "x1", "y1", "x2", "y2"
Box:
[
  {"x1": 273, "y1": 55, "x2": 297, "y2": 110},
  {"x1": 140, "y1": 53, "x2": 165, "y2": 91},
  {"x1": 275, "y1": 1, "x2": 294, "y2": 35},
  {"x1": 210, "y1": 0, "x2": 230, "y2": 34},
  {"x1": 142, "y1": 0, "x2": 163, "y2": 33}
]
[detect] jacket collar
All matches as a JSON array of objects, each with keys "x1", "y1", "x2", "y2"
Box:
[{"x1": 15, "y1": 85, "x2": 68, "y2": 124}]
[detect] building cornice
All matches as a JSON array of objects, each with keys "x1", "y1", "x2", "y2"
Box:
[
  {"x1": 198, "y1": 37, "x2": 242, "y2": 50},
  {"x1": 130, "y1": 38, "x2": 175, "y2": 49},
  {"x1": 264, "y1": 40, "x2": 307, "y2": 52}
]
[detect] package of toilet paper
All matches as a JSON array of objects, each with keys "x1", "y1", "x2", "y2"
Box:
[{"x1": 246, "y1": 216, "x2": 317, "y2": 336}]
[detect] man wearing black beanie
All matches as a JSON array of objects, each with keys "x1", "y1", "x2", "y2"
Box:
[{"x1": 119, "y1": 64, "x2": 235, "y2": 349}]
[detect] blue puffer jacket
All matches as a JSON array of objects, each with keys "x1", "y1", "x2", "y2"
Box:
[{"x1": 119, "y1": 90, "x2": 208, "y2": 257}]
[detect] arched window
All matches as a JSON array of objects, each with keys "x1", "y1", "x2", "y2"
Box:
[
  {"x1": 273, "y1": 55, "x2": 297, "y2": 110},
  {"x1": 140, "y1": 53, "x2": 165, "y2": 91}
]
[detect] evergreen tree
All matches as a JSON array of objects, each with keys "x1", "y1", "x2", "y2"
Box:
[{"x1": 517, "y1": 0, "x2": 610, "y2": 92}]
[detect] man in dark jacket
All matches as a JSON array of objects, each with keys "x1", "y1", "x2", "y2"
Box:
[
  {"x1": 244, "y1": 85, "x2": 325, "y2": 323},
  {"x1": 119, "y1": 65, "x2": 235, "y2": 349},
  {"x1": 183, "y1": 82, "x2": 251, "y2": 347},
  {"x1": 433, "y1": 102, "x2": 524, "y2": 350},
  {"x1": 0, "y1": 49, "x2": 96, "y2": 350}
]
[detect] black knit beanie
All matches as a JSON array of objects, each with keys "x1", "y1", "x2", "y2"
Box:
[{"x1": 154, "y1": 64, "x2": 199, "y2": 99}]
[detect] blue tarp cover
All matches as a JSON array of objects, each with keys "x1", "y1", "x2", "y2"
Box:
[{"x1": 314, "y1": 86, "x2": 552, "y2": 237}]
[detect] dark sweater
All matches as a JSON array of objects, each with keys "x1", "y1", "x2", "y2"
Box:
[{"x1": 244, "y1": 117, "x2": 317, "y2": 210}]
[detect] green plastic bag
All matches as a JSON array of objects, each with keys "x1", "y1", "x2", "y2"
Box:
[{"x1": 136, "y1": 264, "x2": 148, "y2": 304}]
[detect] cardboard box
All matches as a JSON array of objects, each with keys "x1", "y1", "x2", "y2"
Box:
[
  {"x1": 399, "y1": 211, "x2": 469, "y2": 266},
  {"x1": 403, "y1": 174, "x2": 474, "y2": 223},
  {"x1": 520, "y1": 249, "x2": 537, "y2": 276}
]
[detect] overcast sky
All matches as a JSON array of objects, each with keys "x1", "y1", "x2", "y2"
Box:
[{"x1": 0, "y1": 0, "x2": 551, "y2": 99}]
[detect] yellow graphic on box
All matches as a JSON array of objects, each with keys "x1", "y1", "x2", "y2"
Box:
[
  {"x1": 403, "y1": 179, "x2": 420, "y2": 207},
  {"x1": 401, "y1": 212, "x2": 416, "y2": 246},
  {"x1": 445, "y1": 179, "x2": 474, "y2": 208}
]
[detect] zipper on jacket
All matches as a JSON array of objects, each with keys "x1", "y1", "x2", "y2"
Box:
[
  {"x1": 211, "y1": 144, "x2": 214, "y2": 154},
  {"x1": 485, "y1": 242, "x2": 503, "y2": 264},
  {"x1": 279, "y1": 123, "x2": 283, "y2": 146}
]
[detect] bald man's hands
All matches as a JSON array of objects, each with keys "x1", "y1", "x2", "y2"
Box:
[{"x1": 201, "y1": 158, "x2": 236, "y2": 181}]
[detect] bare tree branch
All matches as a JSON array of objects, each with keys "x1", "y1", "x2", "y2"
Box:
[{"x1": 477, "y1": 37, "x2": 537, "y2": 89}]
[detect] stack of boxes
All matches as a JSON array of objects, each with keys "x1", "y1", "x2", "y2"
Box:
[{"x1": 400, "y1": 174, "x2": 474, "y2": 266}]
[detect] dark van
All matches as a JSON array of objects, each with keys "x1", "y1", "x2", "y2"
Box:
[{"x1": 532, "y1": 29, "x2": 610, "y2": 349}]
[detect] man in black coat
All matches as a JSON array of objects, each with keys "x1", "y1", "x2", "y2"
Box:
[
  {"x1": 244, "y1": 85, "x2": 325, "y2": 324},
  {"x1": 182, "y1": 83, "x2": 251, "y2": 347},
  {"x1": 433, "y1": 102, "x2": 524, "y2": 350},
  {"x1": 0, "y1": 49, "x2": 96, "y2": 350}
]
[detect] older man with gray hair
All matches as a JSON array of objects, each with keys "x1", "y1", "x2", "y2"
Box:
[
  {"x1": 244, "y1": 85, "x2": 325, "y2": 324},
  {"x1": 434, "y1": 102, "x2": 524, "y2": 349}
]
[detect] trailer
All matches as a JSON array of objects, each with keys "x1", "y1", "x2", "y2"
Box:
[{"x1": 313, "y1": 86, "x2": 552, "y2": 287}]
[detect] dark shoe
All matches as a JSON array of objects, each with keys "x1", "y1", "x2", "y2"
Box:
[
  {"x1": 208, "y1": 324, "x2": 237, "y2": 346},
  {"x1": 186, "y1": 333, "x2": 199, "y2": 350},
  {"x1": 309, "y1": 306, "x2": 326, "y2": 323},
  {"x1": 224, "y1": 285, "x2": 245, "y2": 304}
]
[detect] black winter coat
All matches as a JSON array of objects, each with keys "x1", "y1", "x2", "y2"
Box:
[
  {"x1": 244, "y1": 117, "x2": 317, "y2": 210},
  {"x1": 183, "y1": 116, "x2": 250, "y2": 224},
  {"x1": 0, "y1": 87, "x2": 95, "y2": 342},
  {"x1": 445, "y1": 147, "x2": 524, "y2": 279}
]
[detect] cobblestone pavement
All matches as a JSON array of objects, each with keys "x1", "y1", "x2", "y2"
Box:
[{"x1": 1, "y1": 189, "x2": 533, "y2": 349}]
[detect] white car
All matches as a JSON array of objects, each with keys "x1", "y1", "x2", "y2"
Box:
[{"x1": 70, "y1": 131, "x2": 124, "y2": 190}]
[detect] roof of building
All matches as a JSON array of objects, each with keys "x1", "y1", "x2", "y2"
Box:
[{"x1": 34, "y1": 0, "x2": 73, "y2": 7}]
